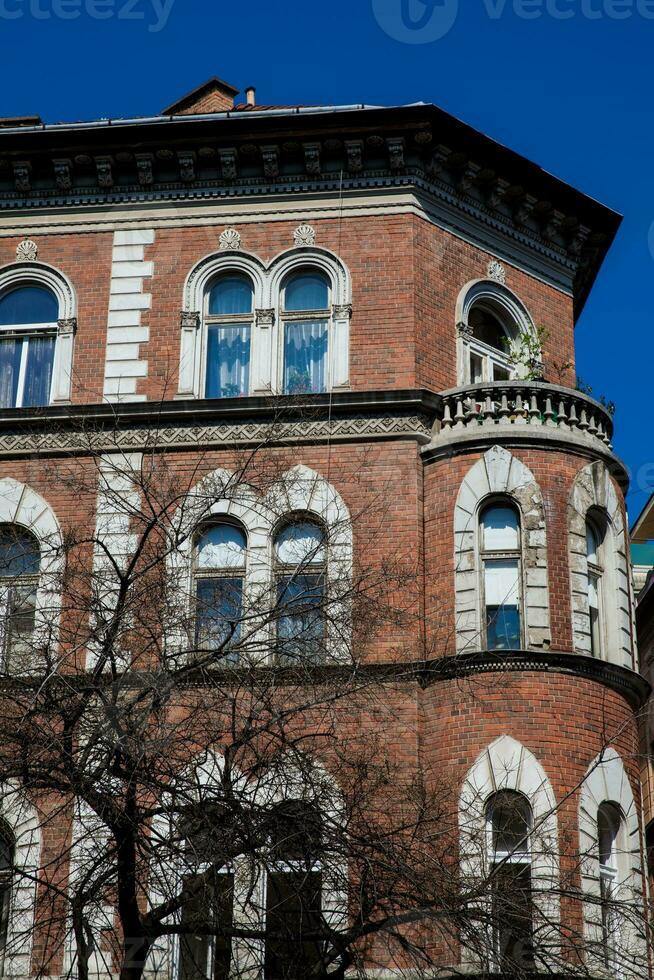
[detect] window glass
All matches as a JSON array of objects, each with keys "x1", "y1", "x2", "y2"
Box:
[
  {"x1": 0, "y1": 286, "x2": 58, "y2": 326},
  {"x1": 490, "y1": 792, "x2": 532, "y2": 858},
  {"x1": 483, "y1": 506, "x2": 520, "y2": 552},
  {"x1": 275, "y1": 522, "x2": 325, "y2": 566},
  {"x1": 0, "y1": 527, "x2": 40, "y2": 672},
  {"x1": 469, "y1": 306, "x2": 507, "y2": 352},
  {"x1": 0, "y1": 527, "x2": 40, "y2": 579},
  {"x1": 284, "y1": 273, "x2": 329, "y2": 312},
  {"x1": 283, "y1": 320, "x2": 327, "y2": 394},
  {"x1": 206, "y1": 326, "x2": 250, "y2": 400},
  {"x1": 196, "y1": 525, "x2": 247, "y2": 571},
  {"x1": 208, "y1": 276, "x2": 253, "y2": 317},
  {"x1": 587, "y1": 522, "x2": 601, "y2": 565},
  {"x1": 598, "y1": 804, "x2": 619, "y2": 869},
  {"x1": 0, "y1": 822, "x2": 12, "y2": 953}
]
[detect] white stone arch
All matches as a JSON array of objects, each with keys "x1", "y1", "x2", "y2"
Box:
[
  {"x1": 0, "y1": 260, "x2": 77, "y2": 404},
  {"x1": 145, "y1": 747, "x2": 347, "y2": 980},
  {"x1": 459, "y1": 735, "x2": 560, "y2": 971},
  {"x1": 455, "y1": 278, "x2": 537, "y2": 385},
  {"x1": 178, "y1": 250, "x2": 267, "y2": 400},
  {"x1": 266, "y1": 246, "x2": 352, "y2": 393},
  {"x1": 568, "y1": 461, "x2": 633, "y2": 668},
  {"x1": 578, "y1": 749, "x2": 647, "y2": 976},
  {"x1": 0, "y1": 478, "x2": 64, "y2": 670},
  {"x1": 0, "y1": 782, "x2": 40, "y2": 978},
  {"x1": 167, "y1": 465, "x2": 353, "y2": 665},
  {"x1": 454, "y1": 446, "x2": 551, "y2": 653}
]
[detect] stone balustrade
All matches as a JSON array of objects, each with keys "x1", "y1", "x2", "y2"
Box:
[{"x1": 437, "y1": 381, "x2": 614, "y2": 451}]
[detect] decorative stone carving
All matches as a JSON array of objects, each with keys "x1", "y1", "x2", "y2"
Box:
[
  {"x1": 515, "y1": 194, "x2": 537, "y2": 226},
  {"x1": 569, "y1": 224, "x2": 591, "y2": 257},
  {"x1": 544, "y1": 210, "x2": 564, "y2": 242},
  {"x1": 414, "y1": 130, "x2": 433, "y2": 146},
  {"x1": 57, "y1": 317, "x2": 77, "y2": 335},
  {"x1": 261, "y1": 145, "x2": 279, "y2": 179},
  {"x1": 255, "y1": 309, "x2": 275, "y2": 328},
  {"x1": 13, "y1": 162, "x2": 31, "y2": 194},
  {"x1": 180, "y1": 310, "x2": 201, "y2": 330},
  {"x1": 16, "y1": 239, "x2": 38, "y2": 262},
  {"x1": 456, "y1": 320, "x2": 473, "y2": 338},
  {"x1": 345, "y1": 140, "x2": 364, "y2": 173},
  {"x1": 293, "y1": 224, "x2": 316, "y2": 247},
  {"x1": 487, "y1": 260, "x2": 507, "y2": 285},
  {"x1": 95, "y1": 157, "x2": 113, "y2": 189},
  {"x1": 303, "y1": 143, "x2": 321, "y2": 176},
  {"x1": 427, "y1": 145, "x2": 450, "y2": 178},
  {"x1": 135, "y1": 154, "x2": 154, "y2": 187},
  {"x1": 219, "y1": 148, "x2": 237, "y2": 180},
  {"x1": 332, "y1": 304, "x2": 353, "y2": 320},
  {"x1": 457, "y1": 162, "x2": 481, "y2": 195},
  {"x1": 53, "y1": 159, "x2": 72, "y2": 191},
  {"x1": 487, "y1": 177, "x2": 510, "y2": 209},
  {"x1": 386, "y1": 138, "x2": 405, "y2": 171},
  {"x1": 219, "y1": 228, "x2": 242, "y2": 251},
  {"x1": 177, "y1": 152, "x2": 196, "y2": 183}
]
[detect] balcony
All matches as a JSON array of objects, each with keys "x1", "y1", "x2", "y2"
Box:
[{"x1": 431, "y1": 380, "x2": 615, "y2": 458}]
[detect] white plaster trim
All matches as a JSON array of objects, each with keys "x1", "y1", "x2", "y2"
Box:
[
  {"x1": 166, "y1": 464, "x2": 352, "y2": 664},
  {"x1": 578, "y1": 749, "x2": 647, "y2": 976},
  {"x1": 0, "y1": 478, "x2": 63, "y2": 667},
  {"x1": 0, "y1": 782, "x2": 40, "y2": 979},
  {"x1": 103, "y1": 230, "x2": 154, "y2": 403},
  {"x1": 0, "y1": 261, "x2": 77, "y2": 405},
  {"x1": 568, "y1": 462, "x2": 633, "y2": 670},
  {"x1": 459, "y1": 735, "x2": 560, "y2": 972},
  {"x1": 179, "y1": 247, "x2": 352, "y2": 399},
  {"x1": 454, "y1": 446, "x2": 551, "y2": 653},
  {"x1": 146, "y1": 748, "x2": 347, "y2": 980},
  {"x1": 455, "y1": 279, "x2": 537, "y2": 385}
]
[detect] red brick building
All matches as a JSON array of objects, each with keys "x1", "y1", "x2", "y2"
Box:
[{"x1": 0, "y1": 78, "x2": 648, "y2": 979}]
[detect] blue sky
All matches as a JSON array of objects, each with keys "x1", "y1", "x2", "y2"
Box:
[{"x1": 1, "y1": 0, "x2": 650, "y2": 517}]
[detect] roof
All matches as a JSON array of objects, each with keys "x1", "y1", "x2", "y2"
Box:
[
  {"x1": 632, "y1": 493, "x2": 654, "y2": 543},
  {"x1": 161, "y1": 77, "x2": 240, "y2": 116}
]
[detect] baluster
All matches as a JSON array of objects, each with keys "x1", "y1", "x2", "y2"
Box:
[
  {"x1": 588, "y1": 413, "x2": 598, "y2": 437},
  {"x1": 442, "y1": 398, "x2": 453, "y2": 429},
  {"x1": 514, "y1": 391, "x2": 527, "y2": 425},
  {"x1": 568, "y1": 401, "x2": 579, "y2": 430},
  {"x1": 544, "y1": 395, "x2": 556, "y2": 427},
  {"x1": 579, "y1": 407, "x2": 590, "y2": 432},
  {"x1": 499, "y1": 391, "x2": 511, "y2": 423},
  {"x1": 529, "y1": 392, "x2": 540, "y2": 426},
  {"x1": 454, "y1": 398, "x2": 466, "y2": 428},
  {"x1": 483, "y1": 393, "x2": 495, "y2": 426},
  {"x1": 557, "y1": 398, "x2": 568, "y2": 430}
]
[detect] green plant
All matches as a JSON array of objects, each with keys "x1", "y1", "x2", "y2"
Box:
[
  {"x1": 502, "y1": 326, "x2": 549, "y2": 381},
  {"x1": 576, "y1": 376, "x2": 616, "y2": 417}
]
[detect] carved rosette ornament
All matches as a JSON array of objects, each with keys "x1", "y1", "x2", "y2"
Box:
[
  {"x1": 487, "y1": 260, "x2": 507, "y2": 285},
  {"x1": 219, "y1": 228, "x2": 242, "y2": 251},
  {"x1": 294, "y1": 225, "x2": 316, "y2": 247},
  {"x1": 16, "y1": 239, "x2": 38, "y2": 262}
]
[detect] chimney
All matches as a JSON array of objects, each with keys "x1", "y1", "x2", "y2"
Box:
[{"x1": 245, "y1": 86, "x2": 256, "y2": 108}]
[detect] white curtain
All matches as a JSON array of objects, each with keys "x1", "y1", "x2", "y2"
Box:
[
  {"x1": 283, "y1": 320, "x2": 327, "y2": 394},
  {"x1": 206, "y1": 324, "x2": 250, "y2": 399}
]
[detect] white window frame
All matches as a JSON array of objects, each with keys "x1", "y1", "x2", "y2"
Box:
[
  {"x1": 486, "y1": 791, "x2": 534, "y2": 970},
  {"x1": 201, "y1": 276, "x2": 255, "y2": 400},
  {"x1": 586, "y1": 517, "x2": 605, "y2": 660},
  {"x1": 0, "y1": 263, "x2": 77, "y2": 407},
  {"x1": 277, "y1": 272, "x2": 332, "y2": 396},
  {"x1": 180, "y1": 246, "x2": 352, "y2": 400},
  {"x1": 455, "y1": 279, "x2": 537, "y2": 387},
  {"x1": 479, "y1": 500, "x2": 524, "y2": 651}
]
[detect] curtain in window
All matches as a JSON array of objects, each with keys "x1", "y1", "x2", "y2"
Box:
[
  {"x1": 283, "y1": 320, "x2": 327, "y2": 394},
  {"x1": 206, "y1": 325, "x2": 250, "y2": 399},
  {"x1": 0, "y1": 339, "x2": 22, "y2": 409},
  {"x1": 23, "y1": 336, "x2": 55, "y2": 408}
]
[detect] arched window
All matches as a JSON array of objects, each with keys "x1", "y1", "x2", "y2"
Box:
[
  {"x1": 0, "y1": 285, "x2": 59, "y2": 408},
  {"x1": 0, "y1": 821, "x2": 13, "y2": 959},
  {"x1": 178, "y1": 804, "x2": 234, "y2": 980},
  {"x1": 204, "y1": 275, "x2": 254, "y2": 399},
  {"x1": 586, "y1": 516, "x2": 605, "y2": 659},
  {"x1": 0, "y1": 526, "x2": 40, "y2": 672},
  {"x1": 193, "y1": 523, "x2": 247, "y2": 662},
  {"x1": 479, "y1": 502, "x2": 522, "y2": 651},
  {"x1": 598, "y1": 803, "x2": 622, "y2": 970},
  {"x1": 487, "y1": 791, "x2": 534, "y2": 971},
  {"x1": 466, "y1": 303, "x2": 515, "y2": 384},
  {"x1": 281, "y1": 271, "x2": 330, "y2": 395},
  {"x1": 264, "y1": 801, "x2": 323, "y2": 980},
  {"x1": 274, "y1": 519, "x2": 326, "y2": 663}
]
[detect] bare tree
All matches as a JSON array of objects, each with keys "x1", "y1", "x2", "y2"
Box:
[{"x1": 0, "y1": 412, "x2": 648, "y2": 980}]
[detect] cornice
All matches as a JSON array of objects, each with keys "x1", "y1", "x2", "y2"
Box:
[
  {"x1": 0, "y1": 390, "x2": 440, "y2": 459},
  {"x1": 0, "y1": 103, "x2": 620, "y2": 318},
  {"x1": 420, "y1": 650, "x2": 650, "y2": 710}
]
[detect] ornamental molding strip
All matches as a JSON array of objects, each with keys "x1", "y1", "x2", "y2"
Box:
[
  {"x1": 16, "y1": 239, "x2": 38, "y2": 262},
  {"x1": 219, "y1": 227, "x2": 242, "y2": 251},
  {"x1": 293, "y1": 224, "x2": 316, "y2": 247},
  {"x1": 0, "y1": 411, "x2": 434, "y2": 459}
]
